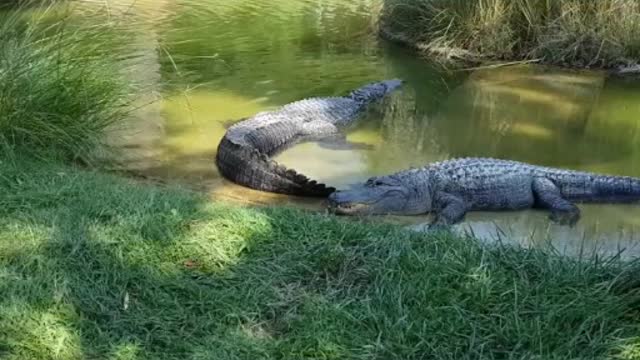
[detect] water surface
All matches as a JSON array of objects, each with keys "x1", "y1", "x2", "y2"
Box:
[{"x1": 77, "y1": 0, "x2": 640, "y2": 258}]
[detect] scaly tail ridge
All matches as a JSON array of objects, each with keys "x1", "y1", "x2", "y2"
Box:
[
  {"x1": 215, "y1": 136, "x2": 335, "y2": 197},
  {"x1": 589, "y1": 174, "x2": 640, "y2": 202}
]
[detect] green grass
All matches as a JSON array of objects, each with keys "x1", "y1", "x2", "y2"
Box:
[
  {"x1": 379, "y1": 0, "x2": 640, "y2": 68},
  {"x1": 0, "y1": 2, "x2": 133, "y2": 164},
  {"x1": 1, "y1": 156, "x2": 640, "y2": 360}
]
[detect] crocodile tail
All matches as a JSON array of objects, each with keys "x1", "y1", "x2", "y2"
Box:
[
  {"x1": 215, "y1": 136, "x2": 335, "y2": 197},
  {"x1": 589, "y1": 174, "x2": 640, "y2": 203}
]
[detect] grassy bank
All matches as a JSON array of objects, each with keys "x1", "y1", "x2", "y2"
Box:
[
  {"x1": 0, "y1": 156, "x2": 639, "y2": 359},
  {"x1": 379, "y1": 0, "x2": 640, "y2": 69},
  {"x1": 0, "y1": 3, "x2": 132, "y2": 164}
]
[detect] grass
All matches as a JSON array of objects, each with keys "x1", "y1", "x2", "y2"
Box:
[
  {"x1": 378, "y1": 0, "x2": 640, "y2": 69},
  {"x1": 0, "y1": 155, "x2": 639, "y2": 360},
  {"x1": 0, "y1": 2, "x2": 133, "y2": 164}
]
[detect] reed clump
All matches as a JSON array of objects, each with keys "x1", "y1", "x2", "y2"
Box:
[{"x1": 380, "y1": 0, "x2": 640, "y2": 68}]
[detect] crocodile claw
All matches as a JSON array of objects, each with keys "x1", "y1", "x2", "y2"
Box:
[
  {"x1": 549, "y1": 210, "x2": 580, "y2": 227},
  {"x1": 426, "y1": 223, "x2": 452, "y2": 233}
]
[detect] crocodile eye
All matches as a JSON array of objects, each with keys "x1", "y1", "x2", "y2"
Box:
[{"x1": 367, "y1": 177, "x2": 389, "y2": 187}]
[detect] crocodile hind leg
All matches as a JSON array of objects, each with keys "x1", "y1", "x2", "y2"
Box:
[
  {"x1": 532, "y1": 177, "x2": 581, "y2": 226},
  {"x1": 429, "y1": 192, "x2": 468, "y2": 230},
  {"x1": 316, "y1": 133, "x2": 375, "y2": 151},
  {"x1": 301, "y1": 120, "x2": 375, "y2": 151}
]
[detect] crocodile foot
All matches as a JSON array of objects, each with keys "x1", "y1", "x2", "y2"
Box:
[
  {"x1": 549, "y1": 209, "x2": 580, "y2": 227},
  {"x1": 426, "y1": 222, "x2": 453, "y2": 233}
]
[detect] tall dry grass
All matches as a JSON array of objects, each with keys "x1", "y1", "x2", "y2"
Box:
[{"x1": 380, "y1": 0, "x2": 640, "y2": 68}]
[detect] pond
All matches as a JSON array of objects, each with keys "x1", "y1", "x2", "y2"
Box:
[{"x1": 78, "y1": 0, "x2": 640, "y2": 258}]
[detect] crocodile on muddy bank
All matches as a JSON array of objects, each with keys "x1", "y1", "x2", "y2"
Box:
[
  {"x1": 328, "y1": 157, "x2": 640, "y2": 227},
  {"x1": 215, "y1": 79, "x2": 403, "y2": 196}
]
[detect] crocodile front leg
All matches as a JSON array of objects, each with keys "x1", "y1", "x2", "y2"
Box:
[
  {"x1": 429, "y1": 192, "x2": 468, "y2": 229},
  {"x1": 533, "y1": 177, "x2": 581, "y2": 226}
]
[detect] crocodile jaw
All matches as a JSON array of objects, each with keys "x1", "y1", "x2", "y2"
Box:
[
  {"x1": 328, "y1": 201, "x2": 375, "y2": 215},
  {"x1": 327, "y1": 184, "x2": 411, "y2": 215}
]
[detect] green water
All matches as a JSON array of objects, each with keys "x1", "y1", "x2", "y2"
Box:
[{"x1": 80, "y1": 0, "x2": 640, "y2": 257}]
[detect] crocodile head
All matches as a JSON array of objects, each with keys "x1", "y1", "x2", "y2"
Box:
[
  {"x1": 349, "y1": 79, "x2": 403, "y2": 103},
  {"x1": 327, "y1": 174, "x2": 430, "y2": 216}
]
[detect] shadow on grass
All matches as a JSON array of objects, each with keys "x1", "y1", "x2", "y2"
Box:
[{"x1": 1, "y1": 157, "x2": 640, "y2": 360}]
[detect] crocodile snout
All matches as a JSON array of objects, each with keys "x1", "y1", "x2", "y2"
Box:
[{"x1": 327, "y1": 190, "x2": 371, "y2": 215}]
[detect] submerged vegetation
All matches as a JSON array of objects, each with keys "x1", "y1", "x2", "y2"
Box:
[
  {"x1": 379, "y1": 0, "x2": 640, "y2": 68},
  {"x1": 0, "y1": 4, "x2": 132, "y2": 164},
  {"x1": 1, "y1": 156, "x2": 640, "y2": 359}
]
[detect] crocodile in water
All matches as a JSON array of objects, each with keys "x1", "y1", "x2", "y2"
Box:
[
  {"x1": 328, "y1": 157, "x2": 640, "y2": 227},
  {"x1": 215, "y1": 79, "x2": 403, "y2": 196}
]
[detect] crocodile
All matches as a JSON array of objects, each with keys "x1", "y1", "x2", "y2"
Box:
[
  {"x1": 327, "y1": 157, "x2": 640, "y2": 227},
  {"x1": 215, "y1": 79, "x2": 403, "y2": 196}
]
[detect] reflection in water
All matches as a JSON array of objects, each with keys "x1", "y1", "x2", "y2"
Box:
[
  {"x1": 439, "y1": 66, "x2": 614, "y2": 167},
  {"x1": 90, "y1": 0, "x2": 171, "y2": 172},
  {"x1": 72, "y1": 0, "x2": 640, "y2": 258},
  {"x1": 404, "y1": 205, "x2": 640, "y2": 261}
]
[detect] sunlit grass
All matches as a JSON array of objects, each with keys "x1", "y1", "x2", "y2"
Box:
[
  {"x1": 1, "y1": 156, "x2": 639, "y2": 359},
  {"x1": 380, "y1": 0, "x2": 640, "y2": 68}
]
